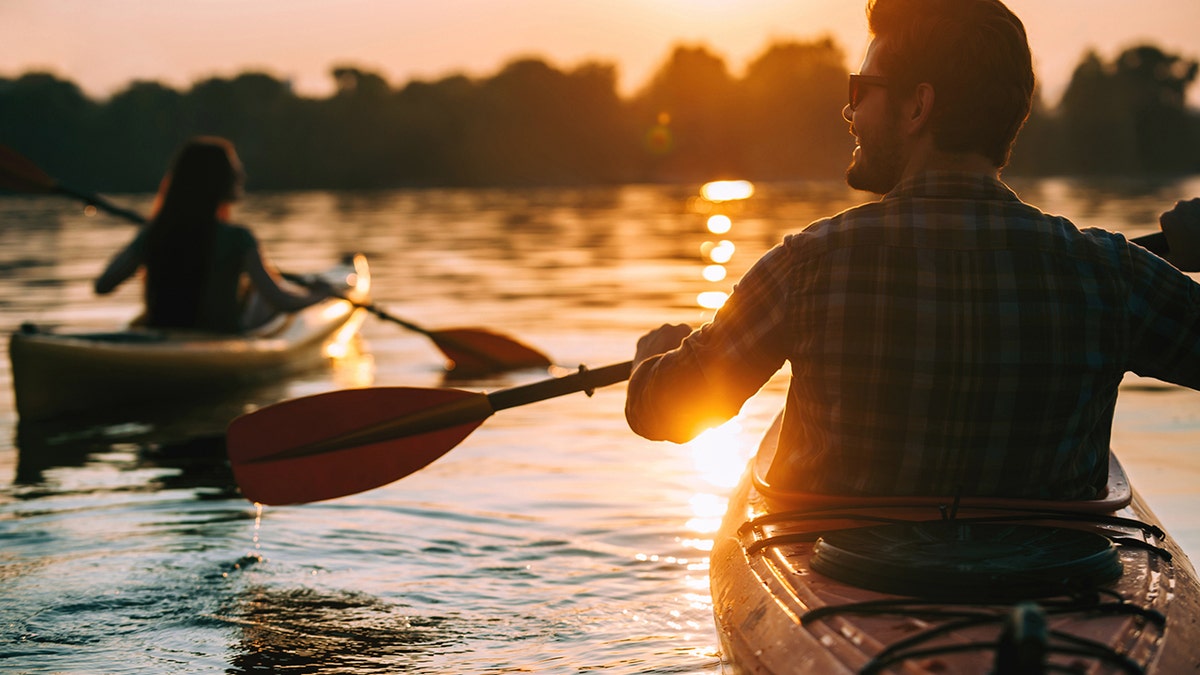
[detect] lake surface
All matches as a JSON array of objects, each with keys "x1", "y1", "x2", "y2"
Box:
[{"x1": 2, "y1": 176, "x2": 1200, "y2": 674}]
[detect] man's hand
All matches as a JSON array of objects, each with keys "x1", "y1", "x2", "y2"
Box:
[
  {"x1": 1159, "y1": 198, "x2": 1200, "y2": 272},
  {"x1": 633, "y1": 323, "x2": 694, "y2": 368}
]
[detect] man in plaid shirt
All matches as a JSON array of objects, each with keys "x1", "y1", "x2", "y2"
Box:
[{"x1": 625, "y1": 0, "x2": 1200, "y2": 499}]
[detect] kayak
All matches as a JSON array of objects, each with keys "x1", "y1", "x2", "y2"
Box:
[
  {"x1": 8, "y1": 254, "x2": 371, "y2": 422},
  {"x1": 710, "y1": 413, "x2": 1200, "y2": 674}
]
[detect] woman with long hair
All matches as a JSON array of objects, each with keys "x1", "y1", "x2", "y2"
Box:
[{"x1": 95, "y1": 137, "x2": 329, "y2": 332}]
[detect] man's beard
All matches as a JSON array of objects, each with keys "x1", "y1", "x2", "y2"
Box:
[{"x1": 846, "y1": 116, "x2": 905, "y2": 195}]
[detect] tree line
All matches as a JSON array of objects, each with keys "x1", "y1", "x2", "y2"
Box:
[{"x1": 1, "y1": 38, "x2": 1197, "y2": 193}]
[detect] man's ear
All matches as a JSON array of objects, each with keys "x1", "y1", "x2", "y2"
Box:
[{"x1": 904, "y1": 82, "x2": 935, "y2": 133}]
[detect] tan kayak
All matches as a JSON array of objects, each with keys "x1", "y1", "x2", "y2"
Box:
[
  {"x1": 9, "y1": 254, "x2": 370, "y2": 422},
  {"x1": 711, "y1": 413, "x2": 1200, "y2": 673}
]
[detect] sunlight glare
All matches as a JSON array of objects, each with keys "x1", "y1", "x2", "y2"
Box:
[
  {"x1": 700, "y1": 180, "x2": 755, "y2": 202},
  {"x1": 699, "y1": 240, "x2": 735, "y2": 264},
  {"x1": 323, "y1": 309, "x2": 368, "y2": 361},
  {"x1": 702, "y1": 264, "x2": 726, "y2": 282},
  {"x1": 331, "y1": 347, "x2": 376, "y2": 388},
  {"x1": 685, "y1": 418, "x2": 749, "y2": 488},
  {"x1": 706, "y1": 214, "x2": 732, "y2": 234},
  {"x1": 685, "y1": 492, "x2": 727, "y2": 534},
  {"x1": 711, "y1": 240, "x2": 735, "y2": 263},
  {"x1": 324, "y1": 339, "x2": 349, "y2": 359},
  {"x1": 697, "y1": 291, "x2": 727, "y2": 309},
  {"x1": 677, "y1": 418, "x2": 756, "y2": 558},
  {"x1": 689, "y1": 492, "x2": 727, "y2": 520}
]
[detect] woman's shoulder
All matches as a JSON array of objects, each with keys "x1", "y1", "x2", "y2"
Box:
[{"x1": 215, "y1": 221, "x2": 259, "y2": 247}]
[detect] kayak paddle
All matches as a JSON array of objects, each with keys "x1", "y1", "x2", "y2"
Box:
[
  {"x1": 355, "y1": 305, "x2": 552, "y2": 375},
  {"x1": 282, "y1": 272, "x2": 550, "y2": 374},
  {"x1": 0, "y1": 143, "x2": 553, "y2": 374},
  {"x1": 226, "y1": 360, "x2": 633, "y2": 505},
  {"x1": 0, "y1": 144, "x2": 149, "y2": 224}
]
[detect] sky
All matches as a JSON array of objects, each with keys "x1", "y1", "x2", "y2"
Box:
[{"x1": 2, "y1": 0, "x2": 1198, "y2": 109}]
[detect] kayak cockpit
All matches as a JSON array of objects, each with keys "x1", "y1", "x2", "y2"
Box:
[{"x1": 710, "y1": 412, "x2": 1198, "y2": 674}]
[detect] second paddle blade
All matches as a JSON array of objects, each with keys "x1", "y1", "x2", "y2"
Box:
[
  {"x1": 226, "y1": 386, "x2": 494, "y2": 505},
  {"x1": 0, "y1": 145, "x2": 56, "y2": 193},
  {"x1": 431, "y1": 328, "x2": 552, "y2": 376}
]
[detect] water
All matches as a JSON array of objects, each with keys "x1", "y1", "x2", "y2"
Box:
[{"x1": 2, "y1": 176, "x2": 1200, "y2": 674}]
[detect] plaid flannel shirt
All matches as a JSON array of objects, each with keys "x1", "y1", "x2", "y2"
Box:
[{"x1": 626, "y1": 171, "x2": 1200, "y2": 498}]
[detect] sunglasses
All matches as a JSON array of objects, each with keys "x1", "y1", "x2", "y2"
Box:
[{"x1": 848, "y1": 74, "x2": 889, "y2": 110}]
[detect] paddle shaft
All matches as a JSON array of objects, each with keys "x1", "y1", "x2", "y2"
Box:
[
  {"x1": 356, "y1": 302, "x2": 435, "y2": 338},
  {"x1": 55, "y1": 184, "x2": 149, "y2": 226},
  {"x1": 488, "y1": 360, "x2": 632, "y2": 411},
  {"x1": 1136, "y1": 231, "x2": 1168, "y2": 256},
  {"x1": 284, "y1": 279, "x2": 432, "y2": 337},
  {"x1": 281, "y1": 274, "x2": 551, "y2": 370},
  {"x1": 230, "y1": 359, "x2": 632, "y2": 467}
]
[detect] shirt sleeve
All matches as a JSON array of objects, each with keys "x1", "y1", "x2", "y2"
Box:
[
  {"x1": 625, "y1": 243, "x2": 794, "y2": 442},
  {"x1": 1125, "y1": 242, "x2": 1200, "y2": 388}
]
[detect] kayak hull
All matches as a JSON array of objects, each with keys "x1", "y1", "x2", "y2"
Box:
[
  {"x1": 9, "y1": 254, "x2": 371, "y2": 422},
  {"x1": 711, "y1": 415, "x2": 1200, "y2": 674}
]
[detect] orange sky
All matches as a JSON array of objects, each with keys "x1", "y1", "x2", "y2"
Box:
[{"x1": 2, "y1": 0, "x2": 1198, "y2": 108}]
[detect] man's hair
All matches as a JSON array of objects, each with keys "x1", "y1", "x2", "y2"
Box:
[{"x1": 867, "y1": 0, "x2": 1034, "y2": 167}]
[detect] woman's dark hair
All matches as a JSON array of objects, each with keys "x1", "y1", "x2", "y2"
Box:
[
  {"x1": 144, "y1": 137, "x2": 244, "y2": 327},
  {"x1": 867, "y1": 0, "x2": 1035, "y2": 167}
]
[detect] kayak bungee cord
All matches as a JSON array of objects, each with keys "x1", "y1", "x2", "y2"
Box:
[
  {"x1": 740, "y1": 505, "x2": 1173, "y2": 675},
  {"x1": 831, "y1": 595, "x2": 1164, "y2": 675}
]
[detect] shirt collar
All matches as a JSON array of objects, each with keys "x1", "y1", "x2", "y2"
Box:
[{"x1": 882, "y1": 170, "x2": 1021, "y2": 203}]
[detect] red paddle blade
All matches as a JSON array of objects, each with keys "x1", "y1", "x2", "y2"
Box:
[
  {"x1": 431, "y1": 328, "x2": 552, "y2": 375},
  {"x1": 0, "y1": 145, "x2": 56, "y2": 193},
  {"x1": 226, "y1": 386, "x2": 494, "y2": 505}
]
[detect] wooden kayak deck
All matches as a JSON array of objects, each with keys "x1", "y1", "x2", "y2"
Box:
[{"x1": 710, "y1": 414, "x2": 1200, "y2": 674}]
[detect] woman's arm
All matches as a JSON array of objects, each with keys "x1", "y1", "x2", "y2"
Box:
[
  {"x1": 241, "y1": 245, "x2": 332, "y2": 313},
  {"x1": 94, "y1": 230, "x2": 146, "y2": 294}
]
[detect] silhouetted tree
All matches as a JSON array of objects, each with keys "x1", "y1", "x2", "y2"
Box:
[
  {"x1": 1056, "y1": 45, "x2": 1197, "y2": 175},
  {"x1": 0, "y1": 72, "x2": 95, "y2": 187},
  {"x1": 455, "y1": 58, "x2": 631, "y2": 185},
  {"x1": 89, "y1": 81, "x2": 188, "y2": 190},
  {"x1": 738, "y1": 37, "x2": 852, "y2": 179},
  {"x1": 1116, "y1": 45, "x2": 1198, "y2": 173},
  {"x1": 316, "y1": 66, "x2": 402, "y2": 188},
  {"x1": 2, "y1": 38, "x2": 1197, "y2": 191},
  {"x1": 392, "y1": 75, "x2": 476, "y2": 185},
  {"x1": 631, "y1": 45, "x2": 741, "y2": 181}
]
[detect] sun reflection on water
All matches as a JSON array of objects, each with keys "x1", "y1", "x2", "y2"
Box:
[
  {"x1": 687, "y1": 419, "x2": 751, "y2": 489},
  {"x1": 696, "y1": 291, "x2": 728, "y2": 309},
  {"x1": 699, "y1": 180, "x2": 755, "y2": 203},
  {"x1": 699, "y1": 239, "x2": 736, "y2": 264},
  {"x1": 701, "y1": 264, "x2": 726, "y2": 282},
  {"x1": 667, "y1": 417, "x2": 760, "y2": 632},
  {"x1": 678, "y1": 418, "x2": 757, "y2": 556},
  {"x1": 706, "y1": 214, "x2": 732, "y2": 234},
  {"x1": 694, "y1": 180, "x2": 752, "y2": 315}
]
